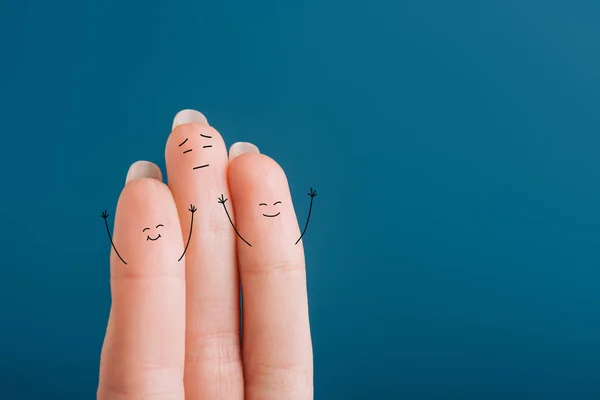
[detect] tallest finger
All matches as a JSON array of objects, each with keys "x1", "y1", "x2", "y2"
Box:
[{"x1": 165, "y1": 110, "x2": 244, "y2": 399}]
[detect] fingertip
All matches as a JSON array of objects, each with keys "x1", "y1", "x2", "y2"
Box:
[
  {"x1": 113, "y1": 177, "x2": 184, "y2": 272},
  {"x1": 228, "y1": 151, "x2": 301, "y2": 255},
  {"x1": 228, "y1": 152, "x2": 288, "y2": 189},
  {"x1": 120, "y1": 174, "x2": 171, "y2": 198},
  {"x1": 125, "y1": 161, "x2": 163, "y2": 184},
  {"x1": 229, "y1": 142, "x2": 260, "y2": 162},
  {"x1": 172, "y1": 109, "x2": 209, "y2": 129}
]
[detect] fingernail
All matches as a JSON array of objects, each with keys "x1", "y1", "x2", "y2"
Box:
[
  {"x1": 125, "y1": 161, "x2": 163, "y2": 183},
  {"x1": 172, "y1": 109, "x2": 209, "y2": 130},
  {"x1": 229, "y1": 142, "x2": 260, "y2": 162}
]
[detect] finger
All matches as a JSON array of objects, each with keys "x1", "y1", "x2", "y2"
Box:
[
  {"x1": 165, "y1": 110, "x2": 243, "y2": 399},
  {"x1": 98, "y1": 161, "x2": 186, "y2": 400},
  {"x1": 228, "y1": 148, "x2": 313, "y2": 399}
]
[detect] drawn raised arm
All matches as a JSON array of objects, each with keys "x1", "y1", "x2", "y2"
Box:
[
  {"x1": 101, "y1": 210, "x2": 127, "y2": 265},
  {"x1": 218, "y1": 194, "x2": 252, "y2": 247},
  {"x1": 178, "y1": 204, "x2": 197, "y2": 261},
  {"x1": 295, "y1": 187, "x2": 317, "y2": 245}
]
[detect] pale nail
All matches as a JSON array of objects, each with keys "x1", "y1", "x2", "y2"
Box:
[
  {"x1": 172, "y1": 109, "x2": 209, "y2": 130},
  {"x1": 125, "y1": 161, "x2": 163, "y2": 183},
  {"x1": 229, "y1": 142, "x2": 260, "y2": 162}
]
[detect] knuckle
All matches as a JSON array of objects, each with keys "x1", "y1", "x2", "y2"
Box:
[
  {"x1": 245, "y1": 361, "x2": 312, "y2": 397},
  {"x1": 111, "y1": 268, "x2": 183, "y2": 281},
  {"x1": 98, "y1": 365, "x2": 184, "y2": 399},
  {"x1": 243, "y1": 259, "x2": 305, "y2": 276},
  {"x1": 186, "y1": 329, "x2": 242, "y2": 366}
]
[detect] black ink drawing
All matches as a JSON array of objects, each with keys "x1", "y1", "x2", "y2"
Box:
[
  {"x1": 101, "y1": 204, "x2": 197, "y2": 264},
  {"x1": 178, "y1": 204, "x2": 197, "y2": 262},
  {"x1": 295, "y1": 188, "x2": 317, "y2": 245},
  {"x1": 179, "y1": 132, "x2": 213, "y2": 169},
  {"x1": 218, "y1": 194, "x2": 252, "y2": 247},
  {"x1": 218, "y1": 187, "x2": 317, "y2": 247},
  {"x1": 259, "y1": 201, "x2": 282, "y2": 218},
  {"x1": 101, "y1": 210, "x2": 127, "y2": 265},
  {"x1": 144, "y1": 224, "x2": 163, "y2": 241}
]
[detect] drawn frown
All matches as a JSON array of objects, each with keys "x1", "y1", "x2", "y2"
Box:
[{"x1": 178, "y1": 132, "x2": 213, "y2": 170}]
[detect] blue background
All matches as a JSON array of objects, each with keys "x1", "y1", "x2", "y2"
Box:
[{"x1": 1, "y1": 0, "x2": 600, "y2": 398}]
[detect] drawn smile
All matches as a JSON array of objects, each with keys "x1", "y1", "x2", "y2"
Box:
[
  {"x1": 147, "y1": 234, "x2": 161, "y2": 241},
  {"x1": 262, "y1": 212, "x2": 281, "y2": 218}
]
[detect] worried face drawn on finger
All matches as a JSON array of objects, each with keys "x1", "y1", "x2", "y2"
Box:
[{"x1": 178, "y1": 132, "x2": 213, "y2": 171}]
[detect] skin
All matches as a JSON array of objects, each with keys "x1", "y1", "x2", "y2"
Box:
[{"x1": 98, "y1": 111, "x2": 313, "y2": 400}]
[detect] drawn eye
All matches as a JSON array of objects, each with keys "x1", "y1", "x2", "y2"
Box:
[
  {"x1": 259, "y1": 203, "x2": 267, "y2": 206},
  {"x1": 273, "y1": 201, "x2": 282, "y2": 205},
  {"x1": 156, "y1": 224, "x2": 164, "y2": 229},
  {"x1": 143, "y1": 227, "x2": 150, "y2": 232}
]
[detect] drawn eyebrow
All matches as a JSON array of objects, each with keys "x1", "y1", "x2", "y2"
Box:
[
  {"x1": 183, "y1": 149, "x2": 192, "y2": 154},
  {"x1": 203, "y1": 145, "x2": 212, "y2": 148},
  {"x1": 156, "y1": 224, "x2": 164, "y2": 228},
  {"x1": 200, "y1": 134, "x2": 212, "y2": 138},
  {"x1": 179, "y1": 138, "x2": 188, "y2": 147},
  {"x1": 193, "y1": 164, "x2": 209, "y2": 170},
  {"x1": 274, "y1": 201, "x2": 282, "y2": 205},
  {"x1": 143, "y1": 227, "x2": 150, "y2": 232},
  {"x1": 259, "y1": 203, "x2": 267, "y2": 206}
]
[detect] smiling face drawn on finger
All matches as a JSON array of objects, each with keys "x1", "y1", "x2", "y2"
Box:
[
  {"x1": 259, "y1": 201, "x2": 282, "y2": 218},
  {"x1": 178, "y1": 132, "x2": 213, "y2": 171},
  {"x1": 143, "y1": 224, "x2": 164, "y2": 242}
]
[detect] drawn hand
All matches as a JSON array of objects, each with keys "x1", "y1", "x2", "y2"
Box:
[
  {"x1": 308, "y1": 187, "x2": 317, "y2": 198},
  {"x1": 189, "y1": 204, "x2": 197, "y2": 213},
  {"x1": 101, "y1": 210, "x2": 109, "y2": 219},
  {"x1": 217, "y1": 194, "x2": 228, "y2": 204}
]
